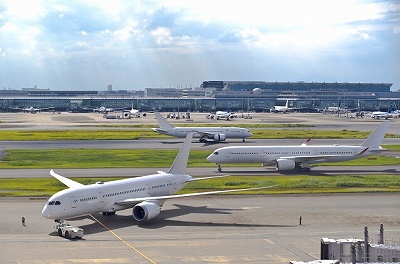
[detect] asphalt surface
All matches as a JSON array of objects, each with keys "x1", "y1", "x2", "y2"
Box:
[{"x1": 1, "y1": 194, "x2": 399, "y2": 264}]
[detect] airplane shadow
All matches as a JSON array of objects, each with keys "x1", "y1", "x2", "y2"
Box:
[{"x1": 76, "y1": 204, "x2": 295, "y2": 235}]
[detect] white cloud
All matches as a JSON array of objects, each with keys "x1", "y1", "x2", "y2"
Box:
[{"x1": 0, "y1": 0, "x2": 398, "y2": 91}]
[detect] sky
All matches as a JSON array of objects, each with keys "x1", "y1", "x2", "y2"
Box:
[{"x1": 1, "y1": 0, "x2": 399, "y2": 91}]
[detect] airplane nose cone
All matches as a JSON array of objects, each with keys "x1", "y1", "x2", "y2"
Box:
[
  {"x1": 41, "y1": 206, "x2": 52, "y2": 219},
  {"x1": 206, "y1": 154, "x2": 214, "y2": 162}
]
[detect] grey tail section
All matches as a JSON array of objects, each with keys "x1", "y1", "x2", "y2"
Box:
[
  {"x1": 154, "y1": 112, "x2": 174, "y2": 130},
  {"x1": 360, "y1": 121, "x2": 390, "y2": 149},
  {"x1": 168, "y1": 132, "x2": 194, "y2": 175}
]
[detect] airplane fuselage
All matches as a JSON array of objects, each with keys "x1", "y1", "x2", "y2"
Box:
[
  {"x1": 153, "y1": 127, "x2": 252, "y2": 139},
  {"x1": 207, "y1": 145, "x2": 380, "y2": 166},
  {"x1": 42, "y1": 173, "x2": 191, "y2": 220}
]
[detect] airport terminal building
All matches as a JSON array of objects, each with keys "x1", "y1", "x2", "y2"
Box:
[{"x1": 0, "y1": 81, "x2": 399, "y2": 112}]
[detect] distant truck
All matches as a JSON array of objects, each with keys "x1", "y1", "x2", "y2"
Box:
[{"x1": 55, "y1": 223, "x2": 84, "y2": 239}]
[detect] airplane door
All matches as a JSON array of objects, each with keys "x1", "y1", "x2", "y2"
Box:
[
  {"x1": 99, "y1": 191, "x2": 104, "y2": 203},
  {"x1": 69, "y1": 196, "x2": 78, "y2": 208},
  {"x1": 95, "y1": 192, "x2": 105, "y2": 210}
]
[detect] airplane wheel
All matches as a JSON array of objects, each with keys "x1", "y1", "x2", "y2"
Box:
[
  {"x1": 65, "y1": 231, "x2": 70, "y2": 239},
  {"x1": 58, "y1": 229, "x2": 62, "y2": 237}
]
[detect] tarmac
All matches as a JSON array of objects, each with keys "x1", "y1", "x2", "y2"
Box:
[
  {"x1": 0, "y1": 111, "x2": 399, "y2": 263},
  {"x1": 1, "y1": 194, "x2": 399, "y2": 264}
]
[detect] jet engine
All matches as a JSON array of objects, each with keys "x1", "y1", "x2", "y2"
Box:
[
  {"x1": 276, "y1": 159, "x2": 295, "y2": 171},
  {"x1": 213, "y1": 134, "x2": 226, "y2": 141},
  {"x1": 132, "y1": 201, "x2": 161, "y2": 221}
]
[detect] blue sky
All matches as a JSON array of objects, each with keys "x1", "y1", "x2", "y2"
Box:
[{"x1": 1, "y1": 0, "x2": 399, "y2": 91}]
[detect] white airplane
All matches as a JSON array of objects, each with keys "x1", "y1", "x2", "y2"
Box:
[
  {"x1": 207, "y1": 121, "x2": 390, "y2": 172},
  {"x1": 152, "y1": 112, "x2": 253, "y2": 142},
  {"x1": 41, "y1": 133, "x2": 267, "y2": 223},
  {"x1": 371, "y1": 105, "x2": 398, "y2": 119},
  {"x1": 270, "y1": 100, "x2": 289, "y2": 113},
  {"x1": 22, "y1": 106, "x2": 54, "y2": 113},
  {"x1": 207, "y1": 110, "x2": 236, "y2": 120},
  {"x1": 128, "y1": 102, "x2": 146, "y2": 118},
  {"x1": 129, "y1": 108, "x2": 145, "y2": 117}
]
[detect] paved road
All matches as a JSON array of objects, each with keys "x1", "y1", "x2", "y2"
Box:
[
  {"x1": 1, "y1": 194, "x2": 399, "y2": 264},
  {"x1": 1, "y1": 138, "x2": 399, "y2": 151},
  {"x1": 1, "y1": 165, "x2": 399, "y2": 178}
]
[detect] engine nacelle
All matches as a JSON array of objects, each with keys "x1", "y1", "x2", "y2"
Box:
[
  {"x1": 132, "y1": 201, "x2": 161, "y2": 221},
  {"x1": 213, "y1": 134, "x2": 226, "y2": 141},
  {"x1": 276, "y1": 159, "x2": 295, "y2": 171}
]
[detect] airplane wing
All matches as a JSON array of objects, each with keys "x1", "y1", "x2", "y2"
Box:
[
  {"x1": 114, "y1": 186, "x2": 274, "y2": 206},
  {"x1": 50, "y1": 170, "x2": 84, "y2": 188}
]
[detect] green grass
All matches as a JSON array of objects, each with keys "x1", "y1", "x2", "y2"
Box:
[
  {"x1": 1, "y1": 175, "x2": 399, "y2": 197},
  {"x1": 0, "y1": 148, "x2": 399, "y2": 169},
  {"x1": 0, "y1": 128, "x2": 398, "y2": 140}
]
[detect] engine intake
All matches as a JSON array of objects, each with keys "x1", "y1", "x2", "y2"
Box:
[
  {"x1": 213, "y1": 134, "x2": 226, "y2": 141},
  {"x1": 132, "y1": 201, "x2": 161, "y2": 221},
  {"x1": 276, "y1": 159, "x2": 295, "y2": 171}
]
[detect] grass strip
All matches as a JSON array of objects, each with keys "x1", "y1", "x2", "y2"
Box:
[
  {"x1": 1, "y1": 175, "x2": 399, "y2": 197},
  {"x1": 0, "y1": 128, "x2": 398, "y2": 140},
  {"x1": 0, "y1": 148, "x2": 399, "y2": 169}
]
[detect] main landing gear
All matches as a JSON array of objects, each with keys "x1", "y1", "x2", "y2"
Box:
[
  {"x1": 295, "y1": 163, "x2": 311, "y2": 172},
  {"x1": 102, "y1": 212, "x2": 116, "y2": 216}
]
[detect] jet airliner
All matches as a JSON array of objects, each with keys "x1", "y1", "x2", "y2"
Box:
[
  {"x1": 207, "y1": 121, "x2": 390, "y2": 172},
  {"x1": 270, "y1": 100, "x2": 290, "y2": 113},
  {"x1": 152, "y1": 112, "x2": 253, "y2": 142},
  {"x1": 42, "y1": 133, "x2": 267, "y2": 223}
]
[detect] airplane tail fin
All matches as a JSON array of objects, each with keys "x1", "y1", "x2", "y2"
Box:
[
  {"x1": 154, "y1": 112, "x2": 174, "y2": 130},
  {"x1": 285, "y1": 100, "x2": 289, "y2": 108},
  {"x1": 168, "y1": 132, "x2": 193, "y2": 175},
  {"x1": 360, "y1": 121, "x2": 390, "y2": 149}
]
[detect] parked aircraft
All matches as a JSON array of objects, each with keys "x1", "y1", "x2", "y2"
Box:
[
  {"x1": 93, "y1": 106, "x2": 114, "y2": 113},
  {"x1": 371, "y1": 105, "x2": 399, "y2": 119},
  {"x1": 152, "y1": 112, "x2": 253, "y2": 142},
  {"x1": 270, "y1": 100, "x2": 290, "y2": 113},
  {"x1": 207, "y1": 121, "x2": 390, "y2": 172},
  {"x1": 207, "y1": 110, "x2": 236, "y2": 120},
  {"x1": 41, "y1": 133, "x2": 268, "y2": 223},
  {"x1": 22, "y1": 106, "x2": 55, "y2": 113}
]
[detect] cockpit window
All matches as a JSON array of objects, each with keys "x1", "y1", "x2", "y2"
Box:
[
  {"x1": 48, "y1": 201, "x2": 55, "y2": 205},
  {"x1": 214, "y1": 151, "x2": 219, "y2": 155},
  {"x1": 55, "y1": 201, "x2": 61, "y2": 205}
]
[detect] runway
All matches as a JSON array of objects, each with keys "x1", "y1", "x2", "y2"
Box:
[
  {"x1": 1, "y1": 194, "x2": 399, "y2": 264},
  {"x1": 1, "y1": 138, "x2": 400, "y2": 151},
  {"x1": 1, "y1": 165, "x2": 399, "y2": 179}
]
